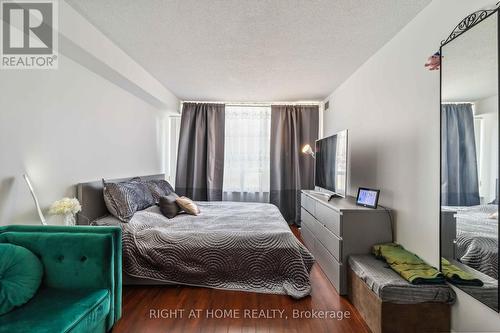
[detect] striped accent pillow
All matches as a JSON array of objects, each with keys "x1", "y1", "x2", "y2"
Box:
[
  {"x1": 103, "y1": 178, "x2": 155, "y2": 222},
  {"x1": 145, "y1": 179, "x2": 175, "y2": 204}
]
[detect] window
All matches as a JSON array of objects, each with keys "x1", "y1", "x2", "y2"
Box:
[{"x1": 223, "y1": 106, "x2": 271, "y2": 202}]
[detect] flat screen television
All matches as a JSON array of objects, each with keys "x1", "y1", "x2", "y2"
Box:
[{"x1": 314, "y1": 130, "x2": 348, "y2": 198}]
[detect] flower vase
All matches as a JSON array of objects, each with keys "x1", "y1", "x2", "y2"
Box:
[{"x1": 64, "y1": 213, "x2": 76, "y2": 226}]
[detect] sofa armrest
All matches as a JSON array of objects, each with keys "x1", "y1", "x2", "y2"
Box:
[{"x1": 0, "y1": 225, "x2": 122, "y2": 329}]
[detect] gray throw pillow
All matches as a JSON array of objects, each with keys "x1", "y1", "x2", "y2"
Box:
[
  {"x1": 103, "y1": 177, "x2": 155, "y2": 222},
  {"x1": 159, "y1": 193, "x2": 181, "y2": 219},
  {"x1": 145, "y1": 179, "x2": 175, "y2": 203}
]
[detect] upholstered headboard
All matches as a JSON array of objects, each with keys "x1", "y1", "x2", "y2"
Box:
[{"x1": 76, "y1": 174, "x2": 165, "y2": 225}]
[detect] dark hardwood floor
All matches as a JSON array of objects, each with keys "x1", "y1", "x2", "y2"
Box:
[{"x1": 112, "y1": 227, "x2": 370, "y2": 333}]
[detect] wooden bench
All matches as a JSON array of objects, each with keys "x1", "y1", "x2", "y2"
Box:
[{"x1": 347, "y1": 255, "x2": 454, "y2": 333}]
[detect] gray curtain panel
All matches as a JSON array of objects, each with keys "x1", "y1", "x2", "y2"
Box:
[
  {"x1": 270, "y1": 105, "x2": 319, "y2": 225},
  {"x1": 441, "y1": 103, "x2": 480, "y2": 206},
  {"x1": 175, "y1": 103, "x2": 225, "y2": 201}
]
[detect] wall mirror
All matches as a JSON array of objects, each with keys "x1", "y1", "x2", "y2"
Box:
[{"x1": 440, "y1": 5, "x2": 499, "y2": 311}]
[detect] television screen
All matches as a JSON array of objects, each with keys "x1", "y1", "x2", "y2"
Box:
[{"x1": 315, "y1": 130, "x2": 348, "y2": 197}]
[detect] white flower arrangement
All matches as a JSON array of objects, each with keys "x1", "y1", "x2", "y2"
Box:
[{"x1": 48, "y1": 197, "x2": 82, "y2": 216}]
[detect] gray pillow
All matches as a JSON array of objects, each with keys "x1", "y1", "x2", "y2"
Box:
[
  {"x1": 103, "y1": 178, "x2": 155, "y2": 222},
  {"x1": 145, "y1": 179, "x2": 175, "y2": 203},
  {"x1": 159, "y1": 193, "x2": 181, "y2": 219}
]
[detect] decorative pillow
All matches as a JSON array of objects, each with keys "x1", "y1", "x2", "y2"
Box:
[
  {"x1": 0, "y1": 244, "x2": 43, "y2": 315},
  {"x1": 145, "y1": 179, "x2": 175, "y2": 204},
  {"x1": 159, "y1": 193, "x2": 181, "y2": 219},
  {"x1": 103, "y1": 177, "x2": 155, "y2": 222},
  {"x1": 176, "y1": 196, "x2": 200, "y2": 216}
]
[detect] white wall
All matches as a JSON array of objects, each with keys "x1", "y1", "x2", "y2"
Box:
[
  {"x1": 322, "y1": 0, "x2": 500, "y2": 331},
  {"x1": 166, "y1": 115, "x2": 181, "y2": 185},
  {"x1": 0, "y1": 2, "x2": 179, "y2": 226},
  {"x1": 59, "y1": 1, "x2": 179, "y2": 110}
]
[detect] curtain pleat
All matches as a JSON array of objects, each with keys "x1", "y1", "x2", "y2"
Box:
[
  {"x1": 441, "y1": 103, "x2": 480, "y2": 206},
  {"x1": 270, "y1": 105, "x2": 319, "y2": 225},
  {"x1": 175, "y1": 103, "x2": 225, "y2": 201}
]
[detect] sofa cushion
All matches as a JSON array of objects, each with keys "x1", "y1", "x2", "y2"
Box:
[
  {"x1": 0, "y1": 288, "x2": 110, "y2": 333},
  {"x1": 0, "y1": 244, "x2": 43, "y2": 315}
]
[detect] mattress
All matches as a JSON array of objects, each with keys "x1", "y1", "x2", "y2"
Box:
[
  {"x1": 348, "y1": 255, "x2": 456, "y2": 304},
  {"x1": 94, "y1": 201, "x2": 314, "y2": 298}
]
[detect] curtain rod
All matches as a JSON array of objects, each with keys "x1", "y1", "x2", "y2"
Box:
[
  {"x1": 181, "y1": 100, "x2": 322, "y2": 106},
  {"x1": 442, "y1": 102, "x2": 475, "y2": 105}
]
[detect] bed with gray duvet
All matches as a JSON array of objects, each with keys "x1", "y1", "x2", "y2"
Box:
[{"x1": 94, "y1": 201, "x2": 315, "y2": 299}]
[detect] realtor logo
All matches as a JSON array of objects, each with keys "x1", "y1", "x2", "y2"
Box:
[{"x1": 1, "y1": 0, "x2": 58, "y2": 69}]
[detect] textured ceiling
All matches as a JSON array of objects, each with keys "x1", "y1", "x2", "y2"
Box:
[
  {"x1": 66, "y1": 0, "x2": 431, "y2": 102},
  {"x1": 442, "y1": 14, "x2": 497, "y2": 102}
]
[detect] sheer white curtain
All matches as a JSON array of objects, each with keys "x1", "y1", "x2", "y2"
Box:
[{"x1": 223, "y1": 106, "x2": 271, "y2": 202}]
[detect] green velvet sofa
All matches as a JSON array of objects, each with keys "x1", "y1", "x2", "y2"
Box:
[{"x1": 0, "y1": 225, "x2": 122, "y2": 333}]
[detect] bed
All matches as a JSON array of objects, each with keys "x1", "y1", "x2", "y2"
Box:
[
  {"x1": 454, "y1": 204, "x2": 498, "y2": 279},
  {"x1": 76, "y1": 175, "x2": 314, "y2": 299}
]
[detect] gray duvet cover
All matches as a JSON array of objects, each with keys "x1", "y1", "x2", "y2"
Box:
[
  {"x1": 95, "y1": 201, "x2": 314, "y2": 298},
  {"x1": 455, "y1": 205, "x2": 498, "y2": 279}
]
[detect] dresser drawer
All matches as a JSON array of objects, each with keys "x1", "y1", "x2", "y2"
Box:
[
  {"x1": 316, "y1": 224, "x2": 342, "y2": 261},
  {"x1": 301, "y1": 208, "x2": 320, "y2": 235},
  {"x1": 315, "y1": 238, "x2": 343, "y2": 293},
  {"x1": 301, "y1": 193, "x2": 316, "y2": 215},
  {"x1": 315, "y1": 202, "x2": 341, "y2": 237},
  {"x1": 302, "y1": 208, "x2": 341, "y2": 261}
]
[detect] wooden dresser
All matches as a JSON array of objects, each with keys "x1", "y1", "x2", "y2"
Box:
[{"x1": 300, "y1": 190, "x2": 393, "y2": 295}]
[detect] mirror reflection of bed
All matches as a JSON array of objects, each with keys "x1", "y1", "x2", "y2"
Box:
[{"x1": 440, "y1": 12, "x2": 498, "y2": 311}]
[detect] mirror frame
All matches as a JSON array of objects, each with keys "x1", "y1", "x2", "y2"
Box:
[{"x1": 439, "y1": 4, "x2": 500, "y2": 312}]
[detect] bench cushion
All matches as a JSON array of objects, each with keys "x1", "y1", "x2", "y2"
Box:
[
  {"x1": 0, "y1": 288, "x2": 110, "y2": 333},
  {"x1": 349, "y1": 255, "x2": 456, "y2": 304},
  {"x1": 449, "y1": 260, "x2": 498, "y2": 310}
]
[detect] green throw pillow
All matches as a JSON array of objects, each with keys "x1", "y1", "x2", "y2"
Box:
[{"x1": 0, "y1": 244, "x2": 43, "y2": 315}]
